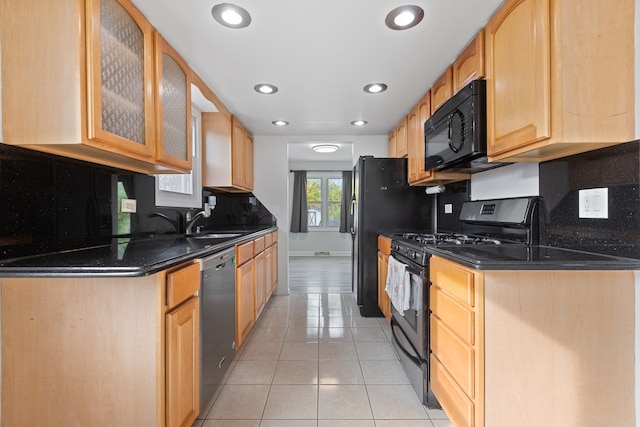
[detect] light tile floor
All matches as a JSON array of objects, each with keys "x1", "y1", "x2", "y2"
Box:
[{"x1": 194, "y1": 292, "x2": 452, "y2": 427}]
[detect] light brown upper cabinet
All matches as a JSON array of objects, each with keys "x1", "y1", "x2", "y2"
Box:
[
  {"x1": 154, "y1": 32, "x2": 192, "y2": 172},
  {"x1": 0, "y1": 0, "x2": 189, "y2": 174},
  {"x1": 485, "y1": 0, "x2": 634, "y2": 163},
  {"x1": 430, "y1": 67, "x2": 454, "y2": 114},
  {"x1": 453, "y1": 30, "x2": 485, "y2": 93},
  {"x1": 388, "y1": 118, "x2": 408, "y2": 159},
  {"x1": 202, "y1": 113, "x2": 254, "y2": 192},
  {"x1": 395, "y1": 117, "x2": 409, "y2": 158},
  {"x1": 388, "y1": 129, "x2": 398, "y2": 157},
  {"x1": 407, "y1": 102, "x2": 422, "y2": 182}
]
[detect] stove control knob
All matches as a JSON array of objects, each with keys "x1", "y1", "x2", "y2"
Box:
[{"x1": 410, "y1": 251, "x2": 417, "y2": 260}]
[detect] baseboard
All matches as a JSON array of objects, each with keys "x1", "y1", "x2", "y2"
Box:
[{"x1": 289, "y1": 251, "x2": 351, "y2": 257}]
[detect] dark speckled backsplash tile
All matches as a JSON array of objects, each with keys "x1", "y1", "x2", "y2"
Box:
[
  {"x1": 0, "y1": 144, "x2": 275, "y2": 260},
  {"x1": 539, "y1": 141, "x2": 640, "y2": 249}
]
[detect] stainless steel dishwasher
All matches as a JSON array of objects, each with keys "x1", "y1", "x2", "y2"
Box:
[{"x1": 199, "y1": 246, "x2": 236, "y2": 414}]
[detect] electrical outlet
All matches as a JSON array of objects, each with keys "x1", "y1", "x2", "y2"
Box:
[
  {"x1": 121, "y1": 198, "x2": 137, "y2": 213},
  {"x1": 579, "y1": 188, "x2": 608, "y2": 219},
  {"x1": 273, "y1": 204, "x2": 280, "y2": 214}
]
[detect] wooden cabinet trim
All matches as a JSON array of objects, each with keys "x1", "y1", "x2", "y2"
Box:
[
  {"x1": 165, "y1": 295, "x2": 200, "y2": 426},
  {"x1": 430, "y1": 67, "x2": 454, "y2": 114},
  {"x1": 85, "y1": 0, "x2": 157, "y2": 158},
  {"x1": 431, "y1": 354, "x2": 475, "y2": 427},
  {"x1": 377, "y1": 235, "x2": 392, "y2": 256},
  {"x1": 430, "y1": 257, "x2": 475, "y2": 306},
  {"x1": 430, "y1": 315, "x2": 475, "y2": 398},
  {"x1": 166, "y1": 261, "x2": 200, "y2": 309},
  {"x1": 430, "y1": 286, "x2": 475, "y2": 345},
  {"x1": 453, "y1": 30, "x2": 485, "y2": 92},
  {"x1": 153, "y1": 31, "x2": 192, "y2": 172},
  {"x1": 395, "y1": 116, "x2": 409, "y2": 158},
  {"x1": 253, "y1": 236, "x2": 265, "y2": 255},
  {"x1": 236, "y1": 241, "x2": 254, "y2": 266}
]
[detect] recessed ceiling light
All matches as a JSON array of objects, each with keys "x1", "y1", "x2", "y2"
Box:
[
  {"x1": 363, "y1": 83, "x2": 388, "y2": 94},
  {"x1": 254, "y1": 84, "x2": 278, "y2": 94},
  {"x1": 351, "y1": 120, "x2": 368, "y2": 126},
  {"x1": 385, "y1": 5, "x2": 424, "y2": 30},
  {"x1": 312, "y1": 144, "x2": 339, "y2": 153},
  {"x1": 212, "y1": 3, "x2": 251, "y2": 29},
  {"x1": 272, "y1": 120, "x2": 289, "y2": 126}
]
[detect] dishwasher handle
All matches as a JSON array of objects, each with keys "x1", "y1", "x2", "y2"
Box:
[{"x1": 202, "y1": 247, "x2": 235, "y2": 271}]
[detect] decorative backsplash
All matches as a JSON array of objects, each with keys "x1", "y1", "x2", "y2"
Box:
[
  {"x1": 436, "y1": 140, "x2": 640, "y2": 254},
  {"x1": 539, "y1": 140, "x2": 640, "y2": 251},
  {"x1": 0, "y1": 144, "x2": 275, "y2": 260}
]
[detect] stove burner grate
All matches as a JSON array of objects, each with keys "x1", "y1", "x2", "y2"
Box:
[{"x1": 399, "y1": 232, "x2": 503, "y2": 246}]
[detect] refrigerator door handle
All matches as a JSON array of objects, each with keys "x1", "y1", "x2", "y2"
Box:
[{"x1": 349, "y1": 198, "x2": 356, "y2": 234}]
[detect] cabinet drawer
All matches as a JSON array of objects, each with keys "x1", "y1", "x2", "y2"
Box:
[
  {"x1": 166, "y1": 262, "x2": 200, "y2": 310},
  {"x1": 264, "y1": 233, "x2": 272, "y2": 247},
  {"x1": 430, "y1": 286, "x2": 474, "y2": 345},
  {"x1": 430, "y1": 314, "x2": 474, "y2": 398},
  {"x1": 378, "y1": 235, "x2": 391, "y2": 256},
  {"x1": 271, "y1": 231, "x2": 278, "y2": 243},
  {"x1": 431, "y1": 354, "x2": 475, "y2": 427},
  {"x1": 253, "y1": 237, "x2": 265, "y2": 254},
  {"x1": 430, "y1": 257, "x2": 475, "y2": 306},
  {"x1": 236, "y1": 241, "x2": 254, "y2": 265}
]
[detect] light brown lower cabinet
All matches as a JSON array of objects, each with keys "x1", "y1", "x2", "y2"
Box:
[
  {"x1": 377, "y1": 235, "x2": 391, "y2": 321},
  {"x1": 166, "y1": 295, "x2": 200, "y2": 427},
  {"x1": 429, "y1": 256, "x2": 636, "y2": 427},
  {"x1": 254, "y1": 250, "x2": 267, "y2": 319},
  {"x1": 0, "y1": 260, "x2": 201, "y2": 427},
  {"x1": 235, "y1": 241, "x2": 255, "y2": 349},
  {"x1": 235, "y1": 231, "x2": 278, "y2": 349}
]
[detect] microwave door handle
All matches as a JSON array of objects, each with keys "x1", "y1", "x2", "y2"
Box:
[
  {"x1": 447, "y1": 114, "x2": 452, "y2": 149},
  {"x1": 448, "y1": 110, "x2": 464, "y2": 153}
]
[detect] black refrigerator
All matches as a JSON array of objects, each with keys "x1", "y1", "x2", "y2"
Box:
[{"x1": 351, "y1": 156, "x2": 433, "y2": 317}]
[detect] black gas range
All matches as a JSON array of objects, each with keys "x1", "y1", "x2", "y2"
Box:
[
  {"x1": 388, "y1": 196, "x2": 542, "y2": 409},
  {"x1": 390, "y1": 196, "x2": 542, "y2": 268}
]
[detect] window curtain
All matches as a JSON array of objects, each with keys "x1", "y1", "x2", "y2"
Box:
[
  {"x1": 290, "y1": 171, "x2": 308, "y2": 233},
  {"x1": 339, "y1": 170, "x2": 352, "y2": 233}
]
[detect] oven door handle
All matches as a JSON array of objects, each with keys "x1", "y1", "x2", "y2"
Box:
[{"x1": 391, "y1": 316, "x2": 425, "y2": 367}]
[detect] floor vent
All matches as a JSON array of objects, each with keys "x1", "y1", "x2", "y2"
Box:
[{"x1": 314, "y1": 251, "x2": 330, "y2": 256}]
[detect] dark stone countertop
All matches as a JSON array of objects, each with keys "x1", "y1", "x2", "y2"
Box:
[
  {"x1": 426, "y1": 244, "x2": 640, "y2": 270},
  {"x1": 0, "y1": 226, "x2": 277, "y2": 278}
]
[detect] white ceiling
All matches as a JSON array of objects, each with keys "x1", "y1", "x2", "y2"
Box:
[{"x1": 132, "y1": 0, "x2": 504, "y2": 160}]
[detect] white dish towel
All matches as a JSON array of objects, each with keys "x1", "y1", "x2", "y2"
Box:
[{"x1": 385, "y1": 255, "x2": 411, "y2": 316}]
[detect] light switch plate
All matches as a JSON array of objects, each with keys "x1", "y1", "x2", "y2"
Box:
[
  {"x1": 579, "y1": 188, "x2": 608, "y2": 219},
  {"x1": 444, "y1": 204, "x2": 453, "y2": 214},
  {"x1": 121, "y1": 198, "x2": 137, "y2": 213}
]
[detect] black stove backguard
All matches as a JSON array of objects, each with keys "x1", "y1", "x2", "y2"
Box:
[{"x1": 457, "y1": 196, "x2": 547, "y2": 245}]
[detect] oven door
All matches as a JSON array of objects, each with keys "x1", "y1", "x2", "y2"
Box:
[
  {"x1": 388, "y1": 251, "x2": 433, "y2": 406},
  {"x1": 389, "y1": 251, "x2": 440, "y2": 408},
  {"x1": 389, "y1": 259, "x2": 426, "y2": 360}
]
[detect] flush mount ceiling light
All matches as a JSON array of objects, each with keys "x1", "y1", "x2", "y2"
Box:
[
  {"x1": 385, "y1": 5, "x2": 424, "y2": 30},
  {"x1": 272, "y1": 120, "x2": 289, "y2": 126},
  {"x1": 211, "y1": 3, "x2": 251, "y2": 29},
  {"x1": 351, "y1": 120, "x2": 368, "y2": 126},
  {"x1": 363, "y1": 83, "x2": 388, "y2": 94},
  {"x1": 312, "y1": 144, "x2": 339, "y2": 153},
  {"x1": 254, "y1": 84, "x2": 278, "y2": 94}
]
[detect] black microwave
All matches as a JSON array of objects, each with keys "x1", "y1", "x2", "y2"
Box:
[{"x1": 424, "y1": 79, "x2": 489, "y2": 172}]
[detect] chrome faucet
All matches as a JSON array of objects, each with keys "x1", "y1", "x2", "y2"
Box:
[{"x1": 185, "y1": 203, "x2": 212, "y2": 235}]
